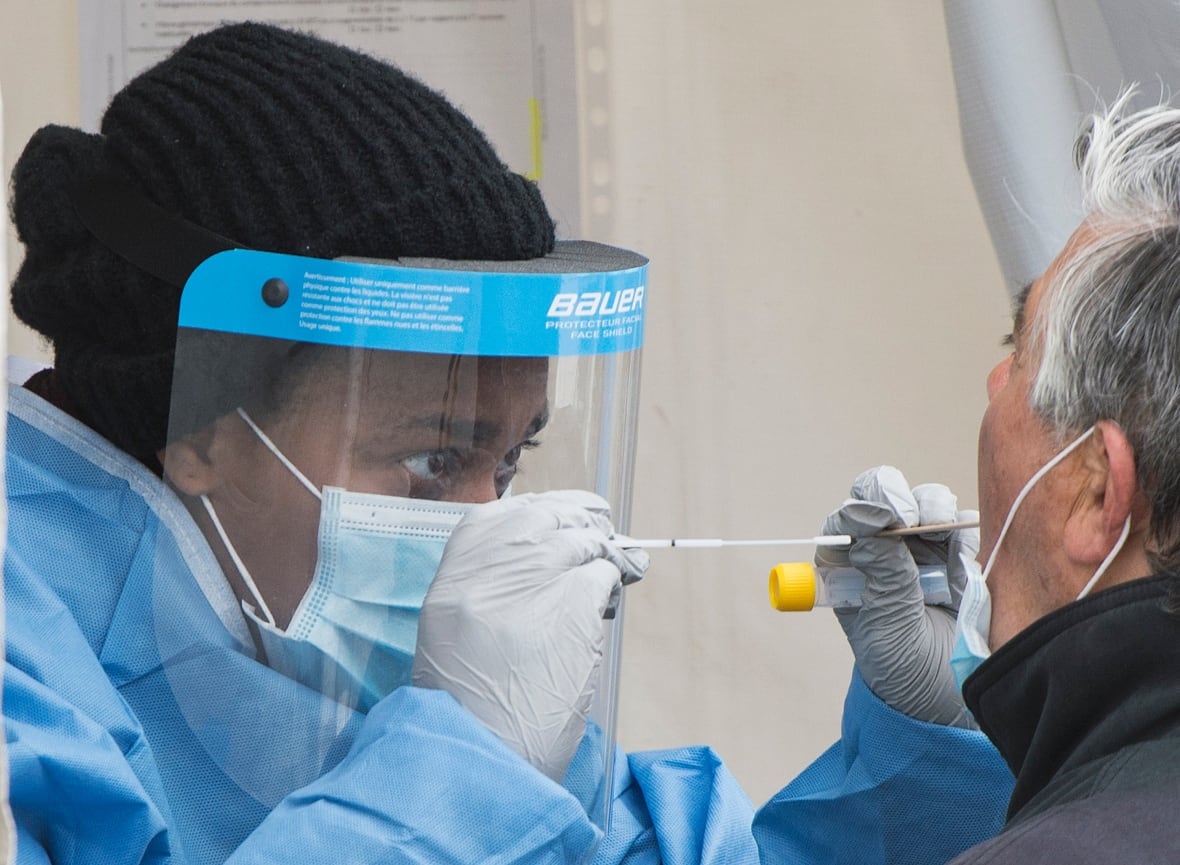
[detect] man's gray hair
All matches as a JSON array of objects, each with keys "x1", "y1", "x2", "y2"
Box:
[{"x1": 1028, "y1": 91, "x2": 1180, "y2": 578}]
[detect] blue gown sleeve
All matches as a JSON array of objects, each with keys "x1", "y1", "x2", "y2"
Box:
[
  {"x1": 224, "y1": 687, "x2": 602, "y2": 864},
  {"x1": 6, "y1": 661, "x2": 173, "y2": 865},
  {"x1": 594, "y1": 746, "x2": 759, "y2": 865},
  {"x1": 4, "y1": 547, "x2": 178, "y2": 865},
  {"x1": 752, "y1": 669, "x2": 1014, "y2": 865},
  {"x1": 230, "y1": 689, "x2": 760, "y2": 865}
]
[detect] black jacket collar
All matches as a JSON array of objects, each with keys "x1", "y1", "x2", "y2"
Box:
[{"x1": 962, "y1": 575, "x2": 1180, "y2": 818}]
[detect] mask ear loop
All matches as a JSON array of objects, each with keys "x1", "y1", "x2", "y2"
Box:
[
  {"x1": 1076, "y1": 515, "x2": 1132, "y2": 600},
  {"x1": 201, "y1": 494, "x2": 277, "y2": 627},
  {"x1": 981, "y1": 426, "x2": 1096, "y2": 582},
  {"x1": 199, "y1": 408, "x2": 325, "y2": 627},
  {"x1": 236, "y1": 408, "x2": 323, "y2": 501}
]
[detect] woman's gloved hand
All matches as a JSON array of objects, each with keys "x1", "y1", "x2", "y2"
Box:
[
  {"x1": 820, "y1": 466, "x2": 979, "y2": 728},
  {"x1": 412, "y1": 489, "x2": 649, "y2": 781}
]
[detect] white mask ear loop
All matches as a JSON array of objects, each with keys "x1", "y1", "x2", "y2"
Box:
[
  {"x1": 201, "y1": 494, "x2": 277, "y2": 627},
  {"x1": 236, "y1": 408, "x2": 323, "y2": 501},
  {"x1": 1076, "y1": 515, "x2": 1132, "y2": 600},
  {"x1": 981, "y1": 426, "x2": 1096, "y2": 582},
  {"x1": 198, "y1": 408, "x2": 326, "y2": 627}
]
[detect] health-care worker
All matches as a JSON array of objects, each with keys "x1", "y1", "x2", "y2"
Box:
[{"x1": 4, "y1": 22, "x2": 1012, "y2": 865}]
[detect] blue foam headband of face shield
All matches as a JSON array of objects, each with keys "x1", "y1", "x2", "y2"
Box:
[{"x1": 69, "y1": 169, "x2": 648, "y2": 357}]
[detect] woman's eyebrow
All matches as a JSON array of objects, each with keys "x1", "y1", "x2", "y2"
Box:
[{"x1": 392, "y1": 405, "x2": 550, "y2": 445}]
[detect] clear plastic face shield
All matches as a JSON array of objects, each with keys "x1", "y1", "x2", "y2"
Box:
[{"x1": 156, "y1": 243, "x2": 646, "y2": 835}]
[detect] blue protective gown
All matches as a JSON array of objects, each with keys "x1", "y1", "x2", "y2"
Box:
[
  {"x1": 753, "y1": 669, "x2": 1013, "y2": 864},
  {"x1": 4, "y1": 382, "x2": 1013, "y2": 864}
]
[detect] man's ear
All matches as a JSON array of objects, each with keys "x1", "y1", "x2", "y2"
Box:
[
  {"x1": 158, "y1": 428, "x2": 219, "y2": 497},
  {"x1": 1062, "y1": 420, "x2": 1138, "y2": 566}
]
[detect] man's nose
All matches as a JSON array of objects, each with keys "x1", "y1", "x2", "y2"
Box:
[{"x1": 986, "y1": 355, "x2": 1012, "y2": 401}]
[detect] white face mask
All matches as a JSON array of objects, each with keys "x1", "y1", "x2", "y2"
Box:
[
  {"x1": 951, "y1": 425, "x2": 1132, "y2": 689},
  {"x1": 202, "y1": 408, "x2": 472, "y2": 710}
]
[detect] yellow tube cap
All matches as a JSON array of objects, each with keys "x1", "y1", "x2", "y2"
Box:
[{"x1": 768, "y1": 562, "x2": 818, "y2": 611}]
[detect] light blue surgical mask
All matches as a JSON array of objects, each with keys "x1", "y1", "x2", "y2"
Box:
[
  {"x1": 951, "y1": 425, "x2": 1132, "y2": 690},
  {"x1": 202, "y1": 408, "x2": 471, "y2": 710}
]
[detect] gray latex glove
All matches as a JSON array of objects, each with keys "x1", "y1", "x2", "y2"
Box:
[
  {"x1": 819, "y1": 466, "x2": 979, "y2": 728},
  {"x1": 412, "y1": 489, "x2": 649, "y2": 781}
]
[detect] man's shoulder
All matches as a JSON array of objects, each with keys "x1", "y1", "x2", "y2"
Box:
[{"x1": 949, "y1": 772, "x2": 1180, "y2": 864}]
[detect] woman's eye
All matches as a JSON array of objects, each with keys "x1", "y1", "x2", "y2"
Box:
[
  {"x1": 495, "y1": 439, "x2": 539, "y2": 485},
  {"x1": 502, "y1": 444, "x2": 523, "y2": 469},
  {"x1": 398, "y1": 438, "x2": 540, "y2": 498},
  {"x1": 400, "y1": 449, "x2": 464, "y2": 481}
]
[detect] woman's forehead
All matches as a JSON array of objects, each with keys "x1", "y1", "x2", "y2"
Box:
[{"x1": 283, "y1": 351, "x2": 549, "y2": 425}]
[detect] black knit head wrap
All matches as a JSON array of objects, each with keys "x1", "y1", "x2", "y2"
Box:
[{"x1": 9, "y1": 22, "x2": 555, "y2": 466}]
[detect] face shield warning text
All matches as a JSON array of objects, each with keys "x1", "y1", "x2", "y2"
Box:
[{"x1": 298, "y1": 272, "x2": 469, "y2": 334}]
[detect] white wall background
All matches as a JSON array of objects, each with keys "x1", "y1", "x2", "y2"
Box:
[{"x1": 1, "y1": 1, "x2": 1011, "y2": 806}]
